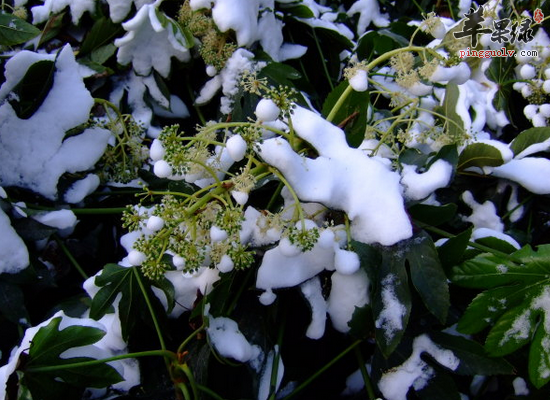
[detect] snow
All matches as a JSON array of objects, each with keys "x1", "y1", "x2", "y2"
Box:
[
  {"x1": 146, "y1": 215, "x2": 164, "y2": 231},
  {"x1": 255, "y1": 98, "x2": 280, "y2": 122},
  {"x1": 0, "y1": 208, "x2": 29, "y2": 274},
  {"x1": 375, "y1": 274, "x2": 406, "y2": 341},
  {"x1": 115, "y1": 1, "x2": 191, "y2": 78},
  {"x1": 462, "y1": 191, "x2": 504, "y2": 232},
  {"x1": 378, "y1": 334, "x2": 460, "y2": 400},
  {"x1": 401, "y1": 160, "x2": 453, "y2": 200},
  {"x1": 31, "y1": 209, "x2": 77, "y2": 230},
  {"x1": 226, "y1": 134, "x2": 247, "y2": 161},
  {"x1": 210, "y1": 226, "x2": 228, "y2": 242},
  {"x1": 347, "y1": 0, "x2": 390, "y2": 35},
  {"x1": 300, "y1": 277, "x2": 327, "y2": 339},
  {"x1": 0, "y1": 45, "x2": 111, "y2": 201},
  {"x1": 500, "y1": 308, "x2": 532, "y2": 345},
  {"x1": 216, "y1": 254, "x2": 234, "y2": 273},
  {"x1": 334, "y1": 248, "x2": 360, "y2": 275},
  {"x1": 513, "y1": 377, "x2": 529, "y2": 396},
  {"x1": 327, "y1": 269, "x2": 369, "y2": 333},
  {"x1": 106, "y1": 0, "x2": 155, "y2": 23},
  {"x1": 207, "y1": 315, "x2": 261, "y2": 362},
  {"x1": 32, "y1": 0, "x2": 95, "y2": 25},
  {"x1": 349, "y1": 69, "x2": 369, "y2": 92},
  {"x1": 64, "y1": 174, "x2": 101, "y2": 203},
  {"x1": 258, "y1": 106, "x2": 412, "y2": 246},
  {"x1": 492, "y1": 158, "x2": 550, "y2": 194}
]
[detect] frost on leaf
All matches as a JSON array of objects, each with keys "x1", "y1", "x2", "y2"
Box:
[
  {"x1": 258, "y1": 106, "x2": 412, "y2": 246},
  {"x1": 0, "y1": 45, "x2": 111, "y2": 200},
  {"x1": 115, "y1": 2, "x2": 191, "y2": 78}
]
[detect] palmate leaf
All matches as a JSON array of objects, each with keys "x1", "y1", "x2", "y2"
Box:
[
  {"x1": 21, "y1": 317, "x2": 122, "y2": 400},
  {"x1": 451, "y1": 245, "x2": 550, "y2": 388},
  {"x1": 90, "y1": 264, "x2": 175, "y2": 340}
]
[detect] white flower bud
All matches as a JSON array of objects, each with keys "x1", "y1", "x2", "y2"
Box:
[
  {"x1": 255, "y1": 98, "x2": 281, "y2": 122},
  {"x1": 543, "y1": 80, "x2": 550, "y2": 94},
  {"x1": 146, "y1": 215, "x2": 164, "y2": 231},
  {"x1": 539, "y1": 104, "x2": 550, "y2": 117},
  {"x1": 519, "y1": 64, "x2": 536, "y2": 80},
  {"x1": 153, "y1": 160, "x2": 172, "y2": 178},
  {"x1": 150, "y1": 139, "x2": 165, "y2": 161},
  {"x1": 128, "y1": 250, "x2": 146, "y2": 266},
  {"x1": 524, "y1": 104, "x2": 539, "y2": 119},
  {"x1": 349, "y1": 69, "x2": 369, "y2": 92},
  {"x1": 226, "y1": 134, "x2": 247, "y2": 162}
]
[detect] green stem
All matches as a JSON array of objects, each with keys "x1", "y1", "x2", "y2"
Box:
[
  {"x1": 266, "y1": 181, "x2": 284, "y2": 211},
  {"x1": 26, "y1": 350, "x2": 177, "y2": 373},
  {"x1": 354, "y1": 346, "x2": 376, "y2": 400},
  {"x1": 54, "y1": 235, "x2": 88, "y2": 280},
  {"x1": 177, "y1": 382, "x2": 192, "y2": 400},
  {"x1": 177, "y1": 324, "x2": 206, "y2": 354},
  {"x1": 311, "y1": 27, "x2": 334, "y2": 91},
  {"x1": 326, "y1": 85, "x2": 353, "y2": 123},
  {"x1": 283, "y1": 339, "x2": 362, "y2": 399},
  {"x1": 133, "y1": 268, "x2": 167, "y2": 352},
  {"x1": 180, "y1": 363, "x2": 199, "y2": 399},
  {"x1": 197, "y1": 384, "x2": 226, "y2": 400},
  {"x1": 268, "y1": 310, "x2": 286, "y2": 400}
]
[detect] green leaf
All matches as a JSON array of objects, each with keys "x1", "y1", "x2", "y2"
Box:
[
  {"x1": 38, "y1": 12, "x2": 66, "y2": 47},
  {"x1": 348, "y1": 304, "x2": 374, "y2": 339},
  {"x1": 21, "y1": 317, "x2": 122, "y2": 400},
  {"x1": 11, "y1": 218, "x2": 57, "y2": 241},
  {"x1": 438, "y1": 83, "x2": 465, "y2": 144},
  {"x1": 430, "y1": 332, "x2": 514, "y2": 376},
  {"x1": 409, "y1": 203, "x2": 457, "y2": 227},
  {"x1": 0, "y1": 13, "x2": 41, "y2": 46},
  {"x1": 90, "y1": 43, "x2": 117, "y2": 65},
  {"x1": 356, "y1": 31, "x2": 401, "y2": 61},
  {"x1": 530, "y1": 322, "x2": 550, "y2": 388},
  {"x1": 406, "y1": 232, "x2": 450, "y2": 324},
  {"x1": 458, "y1": 143, "x2": 505, "y2": 171},
  {"x1": 453, "y1": 245, "x2": 550, "y2": 388},
  {"x1": 280, "y1": 4, "x2": 315, "y2": 18},
  {"x1": 79, "y1": 16, "x2": 122, "y2": 56},
  {"x1": 90, "y1": 264, "x2": 173, "y2": 339},
  {"x1": 510, "y1": 127, "x2": 550, "y2": 156},
  {"x1": 373, "y1": 251, "x2": 411, "y2": 357},
  {"x1": 484, "y1": 300, "x2": 538, "y2": 356},
  {"x1": 0, "y1": 280, "x2": 29, "y2": 324},
  {"x1": 437, "y1": 227, "x2": 472, "y2": 272},
  {"x1": 484, "y1": 55, "x2": 516, "y2": 123},
  {"x1": 8, "y1": 59, "x2": 56, "y2": 119}
]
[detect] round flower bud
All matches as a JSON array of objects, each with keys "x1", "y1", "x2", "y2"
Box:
[
  {"x1": 255, "y1": 98, "x2": 281, "y2": 122},
  {"x1": 532, "y1": 113, "x2": 547, "y2": 127},
  {"x1": 521, "y1": 85, "x2": 533, "y2": 98},
  {"x1": 146, "y1": 215, "x2": 164, "y2": 231},
  {"x1": 538, "y1": 104, "x2": 550, "y2": 117},
  {"x1": 173, "y1": 255, "x2": 185, "y2": 269},
  {"x1": 519, "y1": 64, "x2": 536, "y2": 80},
  {"x1": 524, "y1": 104, "x2": 538, "y2": 119},
  {"x1": 206, "y1": 65, "x2": 217, "y2": 77},
  {"x1": 150, "y1": 139, "x2": 165, "y2": 161},
  {"x1": 544, "y1": 68, "x2": 550, "y2": 80},
  {"x1": 128, "y1": 250, "x2": 146, "y2": 266},
  {"x1": 349, "y1": 69, "x2": 369, "y2": 92},
  {"x1": 226, "y1": 134, "x2": 247, "y2": 162},
  {"x1": 542, "y1": 80, "x2": 550, "y2": 94},
  {"x1": 154, "y1": 160, "x2": 172, "y2": 178}
]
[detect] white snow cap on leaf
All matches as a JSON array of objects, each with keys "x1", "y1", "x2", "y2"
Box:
[
  {"x1": 115, "y1": 1, "x2": 191, "y2": 78},
  {"x1": 378, "y1": 334, "x2": 459, "y2": 400},
  {"x1": 0, "y1": 45, "x2": 111, "y2": 200},
  {"x1": 31, "y1": 209, "x2": 77, "y2": 230},
  {"x1": 0, "y1": 208, "x2": 29, "y2": 274},
  {"x1": 32, "y1": 0, "x2": 95, "y2": 24},
  {"x1": 347, "y1": 0, "x2": 390, "y2": 36},
  {"x1": 64, "y1": 174, "x2": 101, "y2": 203},
  {"x1": 327, "y1": 269, "x2": 369, "y2": 333},
  {"x1": 401, "y1": 160, "x2": 453, "y2": 200},
  {"x1": 492, "y1": 158, "x2": 550, "y2": 194},
  {"x1": 207, "y1": 314, "x2": 261, "y2": 362},
  {"x1": 462, "y1": 191, "x2": 504, "y2": 232},
  {"x1": 106, "y1": 0, "x2": 155, "y2": 23},
  {"x1": 258, "y1": 106, "x2": 412, "y2": 246}
]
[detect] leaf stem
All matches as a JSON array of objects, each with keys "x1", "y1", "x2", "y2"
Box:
[
  {"x1": 283, "y1": 339, "x2": 362, "y2": 399},
  {"x1": 54, "y1": 235, "x2": 88, "y2": 280},
  {"x1": 26, "y1": 349, "x2": 177, "y2": 372},
  {"x1": 353, "y1": 346, "x2": 376, "y2": 400}
]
